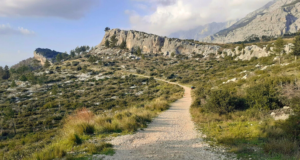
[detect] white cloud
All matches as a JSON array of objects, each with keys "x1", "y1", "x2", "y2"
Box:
[
  {"x1": 128, "y1": 0, "x2": 272, "y2": 36},
  {"x1": 0, "y1": 24, "x2": 35, "y2": 36},
  {"x1": 0, "y1": 0, "x2": 99, "y2": 19}
]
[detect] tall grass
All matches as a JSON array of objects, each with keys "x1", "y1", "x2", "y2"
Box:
[{"x1": 27, "y1": 88, "x2": 183, "y2": 159}]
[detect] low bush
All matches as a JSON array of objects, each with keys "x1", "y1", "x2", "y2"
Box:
[{"x1": 204, "y1": 90, "x2": 246, "y2": 114}]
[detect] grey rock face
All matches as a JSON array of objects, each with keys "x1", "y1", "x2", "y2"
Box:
[
  {"x1": 97, "y1": 29, "x2": 294, "y2": 61},
  {"x1": 98, "y1": 29, "x2": 221, "y2": 57},
  {"x1": 169, "y1": 20, "x2": 238, "y2": 41},
  {"x1": 204, "y1": 0, "x2": 300, "y2": 43}
]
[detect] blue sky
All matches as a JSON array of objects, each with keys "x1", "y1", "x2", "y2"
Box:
[{"x1": 0, "y1": 0, "x2": 271, "y2": 67}]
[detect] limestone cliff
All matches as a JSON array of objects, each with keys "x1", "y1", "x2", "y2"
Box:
[
  {"x1": 34, "y1": 51, "x2": 50, "y2": 66},
  {"x1": 204, "y1": 0, "x2": 300, "y2": 43},
  {"x1": 98, "y1": 29, "x2": 220, "y2": 57}
]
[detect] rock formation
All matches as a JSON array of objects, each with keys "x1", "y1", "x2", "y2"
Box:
[
  {"x1": 98, "y1": 29, "x2": 295, "y2": 61},
  {"x1": 203, "y1": 0, "x2": 300, "y2": 43},
  {"x1": 98, "y1": 29, "x2": 220, "y2": 57},
  {"x1": 34, "y1": 51, "x2": 49, "y2": 66},
  {"x1": 33, "y1": 48, "x2": 64, "y2": 66}
]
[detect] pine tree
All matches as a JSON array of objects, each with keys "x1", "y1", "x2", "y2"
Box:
[
  {"x1": 105, "y1": 27, "x2": 110, "y2": 32},
  {"x1": 75, "y1": 46, "x2": 81, "y2": 54},
  {"x1": 110, "y1": 35, "x2": 118, "y2": 48},
  {"x1": 105, "y1": 39, "x2": 110, "y2": 48},
  {"x1": 274, "y1": 37, "x2": 285, "y2": 64},
  {"x1": 51, "y1": 84, "x2": 58, "y2": 95},
  {"x1": 120, "y1": 40, "x2": 127, "y2": 49},
  {"x1": 292, "y1": 34, "x2": 300, "y2": 61},
  {"x1": 70, "y1": 50, "x2": 76, "y2": 57},
  {"x1": 2, "y1": 65, "x2": 10, "y2": 80},
  {"x1": 4, "y1": 108, "x2": 16, "y2": 135},
  {"x1": 137, "y1": 47, "x2": 142, "y2": 56},
  {"x1": 274, "y1": 37, "x2": 285, "y2": 54},
  {"x1": 11, "y1": 80, "x2": 17, "y2": 88},
  {"x1": 56, "y1": 54, "x2": 63, "y2": 62},
  {"x1": 0, "y1": 66, "x2": 4, "y2": 79},
  {"x1": 44, "y1": 60, "x2": 51, "y2": 68},
  {"x1": 19, "y1": 75, "x2": 27, "y2": 81}
]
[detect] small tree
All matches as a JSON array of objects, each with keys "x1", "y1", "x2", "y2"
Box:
[
  {"x1": 171, "y1": 52, "x2": 175, "y2": 57},
  {"x1": 70, "y1": 50, "x2": 76, "y2": 57},
  {"x1": 44, "y1": 60, "x2": 51, "y2": 68},
  {"x1": 292, "y1": 34, "x2": 300, "y2": 61},
  {"x1": 56, "y1": 54, "x2": 63, "y2": 62},
  {"x1": 137, "y1": 47, "x2": 142, "y2": 56},
  {"x1": 274, "y1": 37, "x2": 285, "y2": 64},
  {"x1": 75, "y1": 46, "x2": 81, "y2": 54},
  {"x1": 11, "y1": 80, "x2": 17, "y2": 88},
  {"x1": 4, "y1": 108, "x2": 16, "y2": 135},
  {"x1": 19, "y1": 75, "x2": 27, "y2": 81},
  {"x1": 51, "y1": 84, "x2": 58, "y2": 95},
  {"x1": 110, "y1": 35, "x2": 118, "y2": 48},
  {"x1": 2, "y1": 65, "x2": 10, "y2": 80},
  {"x1": 105, "y1": 27, "x2": 110, "y2": 32},
  {"x1": 88, "y1": 56, "x2": 96, "y2": 64},
  {"x1": 0, "y1": 66, "x2": 4, "y2": 79},
  {"x1": 120, "y1": 40, "x2": 127, "y2": 49},
  {"x1": 105, "y1": 39, "x2": 110, "y2": 48}
]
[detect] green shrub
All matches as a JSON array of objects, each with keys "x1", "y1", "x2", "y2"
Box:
[
  {"x1": 263, "y1": 138, "x2": 298, "y2": 155},
  {"x1": 72, "y1": 61, "x2": 79, "y2": 66},
  {"x1": 19, "y1": 75, "x2": 27, "y2": 81},
  {"x1": 290, "y1": 97, "x2": 300, "y2": 113},
  {"x1": 246, "y1": 84, "x2": 280, "y2": 110},
  {"x1": 204, "y1": 90, "x2": 246, "y2": 114},
  {"x1": 68, "y1": 134, "x2": 82, "y2": 145}
]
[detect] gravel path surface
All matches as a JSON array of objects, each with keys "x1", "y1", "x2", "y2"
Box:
[{"x1": 98, "y1": 80, "x2": 232, "y2": 160}]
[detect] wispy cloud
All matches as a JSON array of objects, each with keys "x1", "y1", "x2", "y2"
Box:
[
  {"x1": 128, "y1": 0, "x2": 272, "y2": 36},
  {"x1": 0, "y1": 24, "x2": 35, "y2": 36},
  {"x1": 0, "y1": 0, "x2": 99, "y2": 19}
]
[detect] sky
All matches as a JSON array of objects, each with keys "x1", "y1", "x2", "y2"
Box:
[{"x1": 0, "y1": 0, "x2": 272, "y2": 67}]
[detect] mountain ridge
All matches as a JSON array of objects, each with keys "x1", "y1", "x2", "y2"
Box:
[{"x1": 203, "y1": 0, "x2": 300, "y2": 43}]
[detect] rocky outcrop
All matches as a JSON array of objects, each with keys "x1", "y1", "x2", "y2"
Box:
[
  {"x1": 34, "y1": 51, "x2": 50, "y2": 66},
  {"x1": 33, "y1": 48, "x2": 65, "y2": 66},
  {"x1": 98, "y1": 29, "x2": 220, "y2": 57},
  {"x1": 169, "y1": 20, "x2": 238, "y2": 41},
  {"x1": 203, "y1": 0, "x2": 300, "y2": 43},
  {"x1": 218, "y1": 43, "x2": 294, "y2": 61},
  {"x1": 98, "y1": 29, "x2": 294, "y2": 61}
]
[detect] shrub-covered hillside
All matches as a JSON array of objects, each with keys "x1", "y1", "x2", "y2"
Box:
[
  {"x1": 114, "y1": 36, "x2": 300, "y2": 159},
  {"x1": 0, "y1": 53, "x2": 183, "y2": 159}
]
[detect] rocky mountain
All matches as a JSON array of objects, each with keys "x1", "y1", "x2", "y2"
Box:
[
  {"x1": 169, "y1": 20, "x2": 238, "y2": 41},
  {"x1": 98, "y1": 29, "x2": 220, "y2": 57},
  {"x1": 97, "y1": 28, "x2": 294, "y2": 61},
  {"x1": 203, "y1": 0, "x2": 300, "y2": 43}
]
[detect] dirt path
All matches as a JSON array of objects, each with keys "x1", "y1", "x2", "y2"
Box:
[{"x1": 98, "y1": 78, "x2": 232, "y2": 160}]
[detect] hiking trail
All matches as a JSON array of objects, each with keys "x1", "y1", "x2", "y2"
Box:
[{"x1": 97, "y1": 77, "x2": 234, "y2": 160}]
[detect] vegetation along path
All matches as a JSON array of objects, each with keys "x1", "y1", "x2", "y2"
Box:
[{"x1": 99, "y1": 77, "x2": 231, "y2": 160}]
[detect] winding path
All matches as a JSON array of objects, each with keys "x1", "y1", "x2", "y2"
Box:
[{"x1": 100, "y1": 78, "x2": 230, "y2": 160}]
